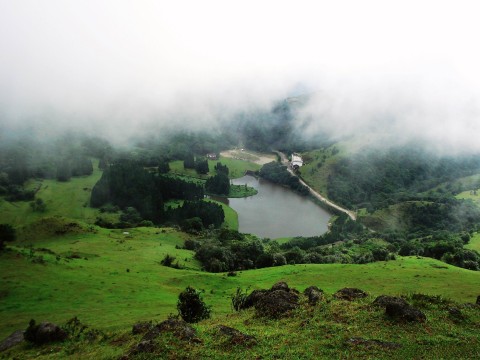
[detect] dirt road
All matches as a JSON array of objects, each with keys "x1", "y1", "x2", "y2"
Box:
[{"x1": 275, "y1": 151, "x2": 357, "y2": 221}]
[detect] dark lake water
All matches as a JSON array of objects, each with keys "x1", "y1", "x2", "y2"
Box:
[{"x1": 224, "y1": 175, "x2": 332, "y2": 239}]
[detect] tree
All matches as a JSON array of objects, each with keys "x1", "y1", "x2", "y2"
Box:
[
  {"x1": 177, "y1": 286, "x2": 211, "y2": 323},
  {"x1": 195, "y1": 159, "x2": 209, "y2": 175},
  {"x1": 30, "y1": 198, "x2": 46, "y2": 212},
  {"x1": 0, "y1": 224, "x2": 16, "y2": 251},
  {"x1": 183, "y1": 153, "x2": 195, "y2": 169},
  {"x1": 205, "y1": 173, "x2": 230, "y2": 195}
]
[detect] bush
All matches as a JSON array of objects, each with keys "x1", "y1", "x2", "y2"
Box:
[{"x1": 177, "y1": 286, "x2": 211, "y2": 323}]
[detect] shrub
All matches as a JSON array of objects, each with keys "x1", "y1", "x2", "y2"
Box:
[{"x1": 177, "y1": 286, "x2": 211, "y2": 323}]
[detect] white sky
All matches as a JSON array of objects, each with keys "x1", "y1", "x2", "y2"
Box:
[{"x1": 1, "y1": 0, "x2": 480, "y2": 150}]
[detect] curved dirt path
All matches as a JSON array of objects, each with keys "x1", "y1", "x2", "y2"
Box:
[{"x1": 275, "y1": 151, "x2": 357, "y2": 221}]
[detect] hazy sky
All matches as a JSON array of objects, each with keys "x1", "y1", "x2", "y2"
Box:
[{"x1": 1, "y1": 0, "x2": 480, "y2": 150}]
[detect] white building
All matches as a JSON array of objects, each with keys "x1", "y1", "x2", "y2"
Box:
[{"x1": 291, "y1": 153, "x2": 303, "y2": 169}]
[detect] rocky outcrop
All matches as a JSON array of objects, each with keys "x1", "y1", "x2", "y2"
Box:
[
  {"x1": 304, "y1": 286, "x2": 324, "y2": 305},
  {"x1": 334, "y1": 288, "x2": 368, "y2": 301}
]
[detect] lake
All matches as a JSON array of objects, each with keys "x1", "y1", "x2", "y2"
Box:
[{"x1": 225, "y1": 175, "x2": 332, "y2": 239}]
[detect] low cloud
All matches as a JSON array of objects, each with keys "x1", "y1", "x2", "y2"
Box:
[{"x1": 1, "y1": 1, "x2": 479, "y2": 152}]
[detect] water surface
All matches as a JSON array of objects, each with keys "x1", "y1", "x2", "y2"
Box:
[{"x1": 227, "y1": 175, "x2": 332, "y2": 238}]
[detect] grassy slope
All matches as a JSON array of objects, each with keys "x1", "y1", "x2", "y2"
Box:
[
  {"x1": 466, "y1": 232, "x2": 480, "y2": 252},
  {"x1": 0, "y1": 160, "x2": 103, "y2": 227},
  {"x1": 2, "y1": 223, "x2": 479, "y2": 341},
  {"x1": 299, "y1": 144, "x2": 347, "y2": 197}
]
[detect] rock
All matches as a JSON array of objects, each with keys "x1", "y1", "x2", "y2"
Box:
[
  {"x1": 385, "y1": 302, "x2": 426, "y2": 323},
  {"x1": 217, "y1": 325, "x2": 257, "y2": 347},
  {"x1": 346, "y1": 337, "x2": 402, "y2": 349},
  {"x1": 255, "y1": 290, "x2": 299, "y2": 319},
  {"x1": 142, "y1": 318, "x2": 199, "y2": 343},
  {"x1": 24, "y1": 320, "x2": 68, "y2": 345},
  {"x1": 304, "y1": 286, "x2": 324, "y2": 305},
  {"x1": 271, "y1": 281, "x2": 290, "y2": 292},
  {"x1": 448, "y1": 307, "x2": 464, "y2": 320},
  {"x1": 132, "y1": 340, "x2": 156, "y2": 354},
  {"x1": 132, "y1": 321, "x2": 153, "y2": 335},
  {"x1": 477, "y1": 295, "x2": 480, "y2": 305},
  {"x1": 373, "y1": 295, "x2": 408, "y2": 308},
  {"x1": 334, "y1": 288, "x2": 368, "y2": 301},
  {"x1": 0, "y1": 330, "x2": 24, "y2": 352},
  {"x1": 242, "y1": 289, "x2": 268, "y2": 309}
]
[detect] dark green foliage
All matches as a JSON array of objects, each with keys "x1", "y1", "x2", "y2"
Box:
[
  {"x1": 180, "y1": 217, "x2": 204, "y2": 232},
  {"x1": 177, "y1": 286, "x2": 211, "y2": 323},
  {"x1": 183, "y1": 153, "x2": 195, "y2": 169},
  {"x1": 0, "y1": 223, "x2": 16, "y2": 251},
  {"x1": 5, "y1": 185, "x2": 35, "y2": 201},
  {"x1": 157, "y1": 161, "x2": 170, "y2": 174},
  {"x1": 120, "y1": 207, "x2": 143, "y2": 226},
  {"x1": 56, "y1": 159, "x2": 72, "y2": 182},
  {"x1": 195, "y1": 158, "x2": 209, "y2": 174},
  {"x1": 160, "y1": 254, "x2": 178, "y2": 268},
  {"x1": 214, "y1": 162, "x2": 229, "y2": 176},
  {"x1": 167, "y1": 201, "x2": 224, "y2": 229},
  {"x1": 231, "y1": 287, "x2": 250, "y2": 311},
  {"x1": 30, "y1": 198, "x2": 46, "y2": 212},
  {"x1": 91, "y1": 161, "x2": 205, "y2": 225},
  {"x1": 259, "y1": 161, "x2": 309, "y2": 195},
  {"x1": 205, "y1": 173, "x2": 230, "y2": 195},
  {"x1": 328, "y1": 147, "x2": 480, "y2": 210}
]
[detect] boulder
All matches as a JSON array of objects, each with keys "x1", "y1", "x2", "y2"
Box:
[
  {"x1": 255, "y1": 289, "x2": 299, "y2": 319},
  {"x1": 271, "y1": 281, "x2": 290, "y2": 292},
  {"x1": 334, "y1": 288, "x2": 368, "y2": 301},
  {"x1": 24, "y1": 320, "x2": 68, "y2": 345},
  {"x1": 372, "y1": 295, "x2": 408, "y2": 308},
  {"x1": 385, "y1": 302, "x2": 426, "y2": 323},
  {"x1": 217, "y1": 325, "x2": 257, "y2": 347},
  {"x1": 304, "y1": 286, "x2": 324, "y2": 305},
  {"x1": 242, "y1": 289, "x2": 268, "y2": 309}
]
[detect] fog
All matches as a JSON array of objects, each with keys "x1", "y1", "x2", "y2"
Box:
[{"x1": 1, "y1": 0, "x2": 480, "y2": 152}]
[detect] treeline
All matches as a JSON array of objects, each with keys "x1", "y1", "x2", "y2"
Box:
[
  {"x1": 328, "y1": 147, "x2": 480, "y2": 211},
  {"x1": 186, "y1": 215, "x2": 400, "y2": 272},
  {"x1": 259, "y1": 161, "x2": 309, "y2": 195},
  {"x1": 91, "y1": 161, "x2": 224, "y2": 228},
  {"x1": 185, "y1": 212, "x2": 480, "y2": 272}
]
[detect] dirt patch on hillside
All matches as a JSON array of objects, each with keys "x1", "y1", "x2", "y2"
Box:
[{"x1": 220, "y1": 150, "x2": 276, "y2": 165}]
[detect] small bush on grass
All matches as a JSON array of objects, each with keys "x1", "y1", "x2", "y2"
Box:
[{"x1": 177, "y1": 286, "x2": 211, "y2": 323}]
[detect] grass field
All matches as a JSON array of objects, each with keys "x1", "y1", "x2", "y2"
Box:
[
  {"x1": 0, "y1": 160, "x2": 103, "y2": 227},
  {"x1": 1, "y1": 222, "x2": 479, "y2": 341}
]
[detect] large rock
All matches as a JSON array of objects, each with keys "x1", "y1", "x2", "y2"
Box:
[
  {"x1": 24, "y1": 321, "x2": 68, "y2": 345},
  {"x1": 334, "y1": 288, "x2": 368, "y2": 301},
  {"x1": 385, "y1": 302, "x2": 426, "y2": 323},
  {"x1": 304, "y1": 286, "x2": 324, "y2": 305},
  {"x1": 372, "y1": 295, "x2": 408, "y2": 308},
  {"x1": 242, "y1": 289, "x2": 269, "y2": 309},
  {"x1": 255, "y1": 289, "x2": 299, "y2": 319}
]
